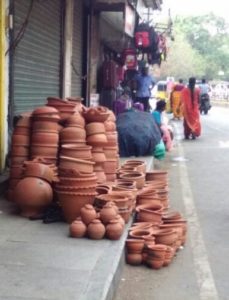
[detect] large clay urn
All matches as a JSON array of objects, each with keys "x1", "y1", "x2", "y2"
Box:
[
  {"x1": 13, "y1": 177, "x2": 53, "y2": 218},
  {"x1": 87, "y1": 219, "x2": 106, "y2": 240},
  {"x1": 80, "y1": 204, "x2": 97, "y2": 225},
  {"x1": 106, "y1": 219, "x2": 124, "y2": 240}
]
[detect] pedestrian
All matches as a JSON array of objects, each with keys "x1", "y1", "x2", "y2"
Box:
[
  {"x1": 198, "y1": 78, "x2": 211, "y2": 108},
  {"x1": 180, "y1": 77, "x2": 201, "y2": 140},
  {"x1": 133, "y1": 66, "x2": 155, "y2": 112},
  {"x1": 152, "y1": 99, "x2": 173, "y2": 151},
  {"x1": 113, "y1": 86, "x2": 133, "y2": 116},
  {"x1": 170, "y1": 79, "x2": 185, "y2": 120}
]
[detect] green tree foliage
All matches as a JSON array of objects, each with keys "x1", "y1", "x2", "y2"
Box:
[{"x1": 160, "y1": 13, "x2": 229, "y2": 81}]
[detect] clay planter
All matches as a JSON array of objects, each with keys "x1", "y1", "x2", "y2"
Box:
[
  {"x1": 100, "y1": 202, "x2": 117, "y2": 224},
  {"x1": 106, "y1": 219, "x2": 123, "y2": 240},
  {"x1": 105, "y1": 132, "x2": 118, "y2": 146},
  {"x1": 57, "y1": 191, "x2": 97, "y2": 223},
  {"x1": 60, "y1": 126, "x2": 86, "y2": 142},
  {"x1": 98, "y1": 193, "x2": 129, "y2": 210},
  {"x1": 124, "y1": 160, "x2": 146, "y2": 173},
  {"x1": 31, "y1": 144, "x2": 58, "y2": 157},
  {"x1": 31, "y1": 131, "x2": 59, "y2": 145},
  {"x1": 109, "y1": 190, "x2": 134, "y2": 209},
  {"x1": 119, "y1": 172, "x2": 145, "y2": 189},
  {"x1": 13, "y1": 127, "x2": 30, "y2": 135},
  {"x1": 136, "y1": 204, "x2": 163, "y2": 224},
  {"x1": 94, "y1": 168, "x2": 106, "y2": 183},
  {"x1": 104, "y1": 159, "x2": 117, "y2": 173},
  {"x1": 65, "y1": 113, "x2": 85, "y2": 128},
  {"x1": 115, "y1": 180, "x2": 137, "y2": 190},
  {"x1": 145, "y1": 170, "x2": 168, "y2": 181},
  {"x1": 87, "y1": 219, "x2": 106, "y2": 239},
  {"x1": 23, "y1": 162, "x2": 57, "y2": 183},
  {"x1": 126, "y1": 239, "x2": 145, "y2": 254},
  {"x1": 91, "y1": 149, "x2": 106, "y2": 163},
  {"x1": 33, "y1": 106, "x2": 60, "y2": 118},
  {"x1": 46, "y1": 97, "x2": 66, "y2": 106},
  {"x1": 103, "y1": 147, "x2": 118, "y2": 159},
  {"x1": 86, "y1": 133, "x2": 108, "y2": 147},
  {"x1": 80, "y1": 204, "x2": 97, "y2": 225},
  {"x1": 147, "y1": 244, "x2": 167, "y2": 259},
  {"x1": 60, "y1": 144, "x2": 92, "y2": 160},
  {"x1": 59, "y1": 175, "x2": 97, "y2": 187},
  {"x1": 11, "y1": 145, "x2": 29, "y2": 156},
  {"x1": 10, "y1": 165, "x2": 24, "y2": 179},
  {"x1": 126, "y1": 253, "x2": 142, "y2": 265},
  {"x1": 12, "y1": 134, "x2": 30, "y2": 145},
  {"x1": 146, "y1": 257, "x2": 164, "y2": 269},
  {"x1": 86, "y1": 122, "x2": 106, "y2": 136},
  {"x1": 59, "y1": 156, "x2": 95, "y2": 173},
  {"x1": 32, "y1": 120, "x2": 59, "y2": 132},
  {"x1": 69, "y1": 220, "x2": 87, "y2": 238},
  {"x1": 154, "y1": 229, "x2": 178, "y2": 245},
  {"x1": 13, "y1": 177, "x2": 53, "y2": 218},
  {"x1": 129, "y1": 229, "x2": 152, "y2": 239},
  {"x1": 114, "y1": 214, "x2": 125, "y2": 229},
  {"x1": 104, "y1": 120, "x2": 116, "y2": 132},
  {"x1": 82, "y1": 106, "x2": 110, "y2": 123},
  {"x1": 55, "y1": 184, "x2": 97, "y2": 194}
]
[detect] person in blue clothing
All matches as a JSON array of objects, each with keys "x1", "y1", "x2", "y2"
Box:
[{"x1": 133, "y1": 66, "x2": 155, "y2": 111}]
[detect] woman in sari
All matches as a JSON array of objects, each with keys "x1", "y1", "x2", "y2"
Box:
[
  {"x1": 180, "y1": 77, "x2": 201, "y2": 139},
  {"x1": 170, "y1": 79, "x2": 184, "y2": 119}
]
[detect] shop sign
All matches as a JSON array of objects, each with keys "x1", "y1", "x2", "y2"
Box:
[{"x1": 124, "y1": 4, "x2": 135, "y2": 37}]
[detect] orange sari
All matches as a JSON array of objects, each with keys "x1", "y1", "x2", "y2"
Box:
[{"x1": 181, "y1": 87, "x2": 201, "y2": 137}]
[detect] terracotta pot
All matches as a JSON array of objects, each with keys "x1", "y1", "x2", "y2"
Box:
[
  {"x1": 145, "y1": 170, "x2": 168, "y2": 181},
  {"x1": 13, "y1": 177, "x2": 53, "y2": 218},
  {"x1": 147, "y1": 244, "x2": 167, "y2": 259},
  {"x1": 100, "y1": 202, "x2": 117, "y2": 224},
  {"x1": 59, "y1": 175, "x2": 97, "y2": 187},
  {"x1": 65, "y1": 112, "x2": 85, "y2": 128},
  {"x1": 146, "y1": 257, "x2": 164, "y2": 269},
  {"x1": 11, "y1": 145, "x2": 29, "y2": 156},
  {"x1": 57, "y1": 191, "x2": 97, "y2": 223},
  {"x1": 103, "y1": 159, "x2": 117, "y2": 173},
  {"x1": 32, "y1": 121, "x2": 59, "y2": 132},
  {"x1": 31, "y1": 144, "x2": 58, "y2": 157},
  {"x1": 91, "y1": 149, "x2": 106, "y2": 163},
  {"x1": 126, "y1": 239, "x2": 144, "y2": 254},
  {"x1": 82, "y1": 106, "x2": 110, "y2": 123},
  {"x1": 95, "y1": 185, "x2": 110, "y2": 196},
  {"x1": 55, "y1": 184, "x2": 96, "y2": 194},
  {"x1": 30, "y1": 156, "x2": 57, "y2": 165},
  {"x1": 10, "y1": 165, "x2": 24, "y2": 179},
  {"x1": 9, "y1": 178, "x2": 20, "y2": 189},
  {"x1": 12, "y1": 134, "x2": 30, "y2": 145},
  {"x1": 103, "y1": 147, "x2": 118, "y2": 159},
  {"x1": 59, "y1": 156, "x2": 95, "y2": 173},
  {"x1": 99, "y1": 193, "x2": 129, "y2": 210},
  {"x1": 105, "y1": 132, "x2": 118, "y2": 146},
  {"x1": 23, "y1": 162, "x2": 57, "y2": 183},
  {"x1": 33, "y1": 106, "x2": 59, "y2": 118},
  {"x1": 113, "y1": 214, "x2": 125, "y2": 229},
  {"x1": 107, "y1": 110, "x2": 116, "y2": 122},
  {"x1": 154, "y1": 229, "x2": 178, "y2": 245},
  {"x1": 86, "y1": 133, "x2": 108, "y2": 147},
  {"x1": 124, "y1": 160, "x2": 146, "y2": 173},
  {"x1": 13, "y1": 127, "x2": 30, "y2": 135},
  {"x1": 80, "y1": 204, "x2": 97, "y2": 225},
  {"x1": 15, "y1": 114, "x2": 32, "y2": 128},
  {"x1": 31, "y1": 131, "x2": 59, "y2": 145},
  {"x1": 69, "y1": 220, "x2": 87, "y2": 238},
  {"x1": 104, "y1": 120, "x2": 116, "y2": 132},
  {"x1": 105, "y1": 173, "x2": 117, "y2": 182},
  {"x1": 119, "y1": 172, "x2": 145, "y2": 189},
  {"x1": 59, "y1": 110, "x2": 75, "y2": 121},
  {"x1": 60, "y1": 126, "x2": 86, "y2": 142},
  {"x1": 136, "y1": 204, "x2": 163, "y2": 223},
  {"x1": 118, "y1": 208, "x2": 131, "y2": 223},
  {"x1": 46, "y1": 97, "x2": 66, "y2": 106},
  {"x1": 11, "y1": 155, "x2": 28, "y2": 165},
  {"x1": 60, "y1": 144, "x2": 92, "y2": 160},
  {"x1": 126, "y1": 253, "x2": 142, "y2": 265},
  {"x1": 129, "y1": 229, "x2": 152, "y2": 239},
  {"x1": 87, "y1": 219, "x2": 106, "y2": 239},
  {"x1": 106, "y1": 219, "x2": 123, "y2": 240},
  {"x1": 86, "y1": 122, "x2": 106, "y2": 136},
  {"x1": 115, "y1": 180, "x2": 137, "y2": 190}
]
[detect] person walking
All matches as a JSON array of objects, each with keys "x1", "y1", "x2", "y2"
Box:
[
  {"x1": 170, "y1": 79, "x2": 185, "y2": 120},
  {"x1": 133, "y1": 66, "x2": 155, "y2": 111},
  {"x1": 180, "y1": 77, "x2": 201, "y2": 140}
]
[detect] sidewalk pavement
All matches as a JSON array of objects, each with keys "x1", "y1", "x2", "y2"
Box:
[{"x1": 0, "y1": 156, "x2": 154, "y2": 300}]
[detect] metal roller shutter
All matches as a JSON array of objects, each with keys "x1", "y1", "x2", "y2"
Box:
[
  {"x1": 71, "y1": 0, "x2": 83, "y2": 97},
  {"x1": 13, "y1": 0, "x2": 62, "y2": 114}
]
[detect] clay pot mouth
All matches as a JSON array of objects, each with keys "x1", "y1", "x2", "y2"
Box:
[
  {"x1": 153, "y1": 229, "x2": 175, "y2": 236},
  {"x1": 129, "y1": 229, "x2": 152, "y2": 239},
  {"x1": 136, "y1": 203, "x2": 163, "y2": 213}
]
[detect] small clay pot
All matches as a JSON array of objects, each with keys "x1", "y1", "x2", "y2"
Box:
[
  {"x1": 31, "y1": 144, "x2": 58, "y2": 157},
  {"x1": 60, "y1": 144, "x2": 92, "y2": 160},
  {"x1": 12, "y1": 134, "x2": 30, "y2": 145},
  {"x1": 60, "y1": 126, "x2": 86, "y2": 142},
  {"x1": 100, "y1": 202, "x2": 117, "y2": 224},
  {"x1": 126, "y1": 253, "x2": 142, "y2": 265},
  {"x1": 146, "y1": 257, "x2": 164, "y2": 269},
  {"x1": 82, "y1": 106, "x2": 110, "y2": 123},
  {"x1": 104, "y1": 120, "x2": 116, "y2": 132},
  {"x1": 147, "y1": 244, "x2": 167, "y2": 259},
  {"x1": 69, "y1": 220, "x2": 87, "y2": 238},
  {"x1": 87, "y1": 219, "x2": 106, "y2": 239},
  {"x1": 129, "y1": 229, "x2": 151, "y2": 239},
  {"x1": 31, "y1": 131, "x2": 59, "y2": 145},
  {"x1": 33, "y1": 106, "x2": 59, "y2": 117},
  {"x1": 59, "y1": 156, "x2": 95, "y2": 173},
  {"x1": 65, "y1": 112, "x2": 85, "y2": 128},
  {"x1": 106, "y1": 219, "x2": 123, "y2": 240},
  {"x1": 103, "y1": 147, "x2": 118, "y2": 159},
  {"x1": 126, "y1": 239, "x2": 144, "y2": 254},
  {"x1": 86, "y1": 133, "x2": 108, "y2": 147},
  {"x1": 154, "y1": 229, "x2": 178, "y2": 245},
  {"x1": 80, "y1": 204, "x2": 97, "y2": 225},
  {"x1": 11, "y1": 145, "x2": 29, "y2": 156},
  {"x1": 86, "y1": 122, "x2": 106, "y2": 136},
  {"x1": 119, "y1": 172, "x2": 145, "y2": 189}
]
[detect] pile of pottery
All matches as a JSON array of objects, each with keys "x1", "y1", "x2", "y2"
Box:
[
  {"x1": 12, "y1": 161, "x2": 57, "y2": 218},
  {"x1": 125, "y1": 170, "x2": 187, "y2": 269},
  {"x1": 69, "y1": 202, "x2": 125, "y2": 240}
]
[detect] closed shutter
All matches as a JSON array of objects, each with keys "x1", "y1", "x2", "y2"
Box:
[
  {"x1": 71, "y1": 0, "x2": 83, "y2": 97},
  {"x1": 13, "y1": 0, "x2": 62, "y2": 115}
]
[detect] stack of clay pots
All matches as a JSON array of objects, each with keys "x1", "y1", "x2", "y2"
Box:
[
  {"x1": 12, "y1": 161, "x2": 57, "y2": 218},
  {"x1": 46, "y1": 97, "x2": 79, "y2": 122},
  {"x1": 7, "y1": 114, "x2": 32, "y2": 201},
  {"x1": 69, "y1": 202, "x2": 125, "y2": 240},
  {"x1": 103, "y1": 111, "x2": 119, "y2": 181},
  {"x1": 83, "y1": 107, "x2": 110, "y2": 183},
  {"x1": 30, "y1": 106, "x2": 60, "y2": 165}
]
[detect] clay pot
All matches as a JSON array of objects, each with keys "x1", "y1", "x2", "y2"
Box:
[
  {"x1": 55, "y1": 184, "x2": 97, "y2": 194},
  {"x1": 65, "y1": 113, "x2": 85, "y2": 128},
  {"x1": 119, "y1": 172, "x2": 145, "y2": 189},
  {"x1": 11, "y1": 156, "x2": 28, "y2": 165},
  {"x1": 30, "y1": 156, "x2": 57, "y2": 165},
  {"x1": 124, "y1": 160, "x2": 146, "y2": 173},
  {"x1": 105, "y1": 132, "x2": 118, "y2": 146},
  {"x1": 100, "y1": 202, "x2": 117, "y2": 224},
  {"x1": 31, "y1": 144, "x2": 58, "y2": 157},
  {"x1": 118, "y1": 208, "x2": 131, "y2": 223},
  {"x1": 145, "y1": 170, "x2": 168, "y2": 181},
  {"x1": 147, "y1": 244, "x2": 167, "y2": 259},
  {"x1": 31, "y1": 131, "x2": 59, "y2": 145},
  {"x1": 136, "y1": 204, "x2": 163, "y2": 223},
  {"x1": 13, "y1": 127, "x2": 30, "y2": 135},
  {"x1": 69, "y1": 220, "x2": 87, "y2": 238},
  {"x1": 10, "y1": 165, "x2": 24, "y2": 179},
  {"x1": 13, "y1": 177, "x2": 53, "y2": 217},
  {"x1": 15, "y1": 114, "x2": 32, "y2": 128},
  {"x1": 154, "y1": 229, "x2": 178, "y2": 245},
  {"x1": 103, "y1": 160, "x2": 117, "y2": 173},
  {"x1": 60, "y1": 126, "x2": 86, "y2": 142},
  {"x1": 60, "y1": 144, "x2": 92, "y2": 160},
  {"x1": 146, "y1": 257, "x2": 164, "y2": 269},
  {"x1": 12, "y1": 134, "x2": 30, "y2": 145},
  {"x1": 32, "y1": 120, "x2": 59, "y2": 132},
  {"x1": 107, "y1": 110, "x2": 116, "y2": 122},
  {"x1": 106, "y1": 219, "x2": 123, "y2": 240},
  {"x1": 104, "y1": 120, "x2": 116, "y2": 132},
  {"x1": 105, "y1": 173, "x2": 117, "y2": 182},
  {"x1": 91, "y1": 149, "x2": 107, "y2": 163},
  {"x1": 87, "y1": 219, "x2": 106, "y2": 239},
  {"x1": 23, "y1": 162, "x2": 57, "y2": 183},
  {"x1": 46, "y1": 97, "x2": 66, "y2": 106},
  {"x1": 57, "y1": 191, "x2": 97, "y2": 223},
  {"x1": 33, "y1": 106, "x2": 59, "y2": 118},
  {"x1": 94, "y1": 169, "x2": 106, "y2": 183},
  {"x1": 80, "y1": 204, "x2": 97, "y2": 225},
  {"x1": 126, "y1": 239, "x2": 144, "y2": 254},
  {"x1": 100, "y1": 193, "x2": 129, "y2": 210},
  {"x1": 113, "y1": 214, "x2": 125, "y2": 229},
  {"x1": 86, "y1": 133, "x2": 108, "y2": 147},
  {"x1": 59, "y1": 156, "x2": 95, "y2": 173},
  {"x1": 11, "y1": 145, "x2": 29, "y2": 156},
  {"x1": 103, "y1": 147, "x2": 118, "y2": 159},
  {"x1": 59, "y1": 175, "x2": 97, "y2": 187},
  {"x1": 129, "y1": 229, "x2": 151, "y2": 239},
  {"x1": 82, "y1": 106, "x2": 110, "y2": 123},
  {"x1": 126, "y1": 253, "x2": 142, "y2": 265},
  {"x1": 86, "y1": 122, "x2": 106, "y2": 136}
]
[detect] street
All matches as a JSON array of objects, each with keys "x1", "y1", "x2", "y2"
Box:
[{"x1": 114, "y1": 106, "x2": 229, "y2": 300}]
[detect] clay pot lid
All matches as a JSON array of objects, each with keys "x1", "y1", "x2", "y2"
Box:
[
  {"x1": 60, "y1": 156, "x2": 95, "y2": 165},
  {"x1": 33, "y1": 106, "x2": 59, "y2": 115}
]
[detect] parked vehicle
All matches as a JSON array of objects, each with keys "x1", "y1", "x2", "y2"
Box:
[{"x1": 199, "y1": 94, "x2": 211, "y2": 114}]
